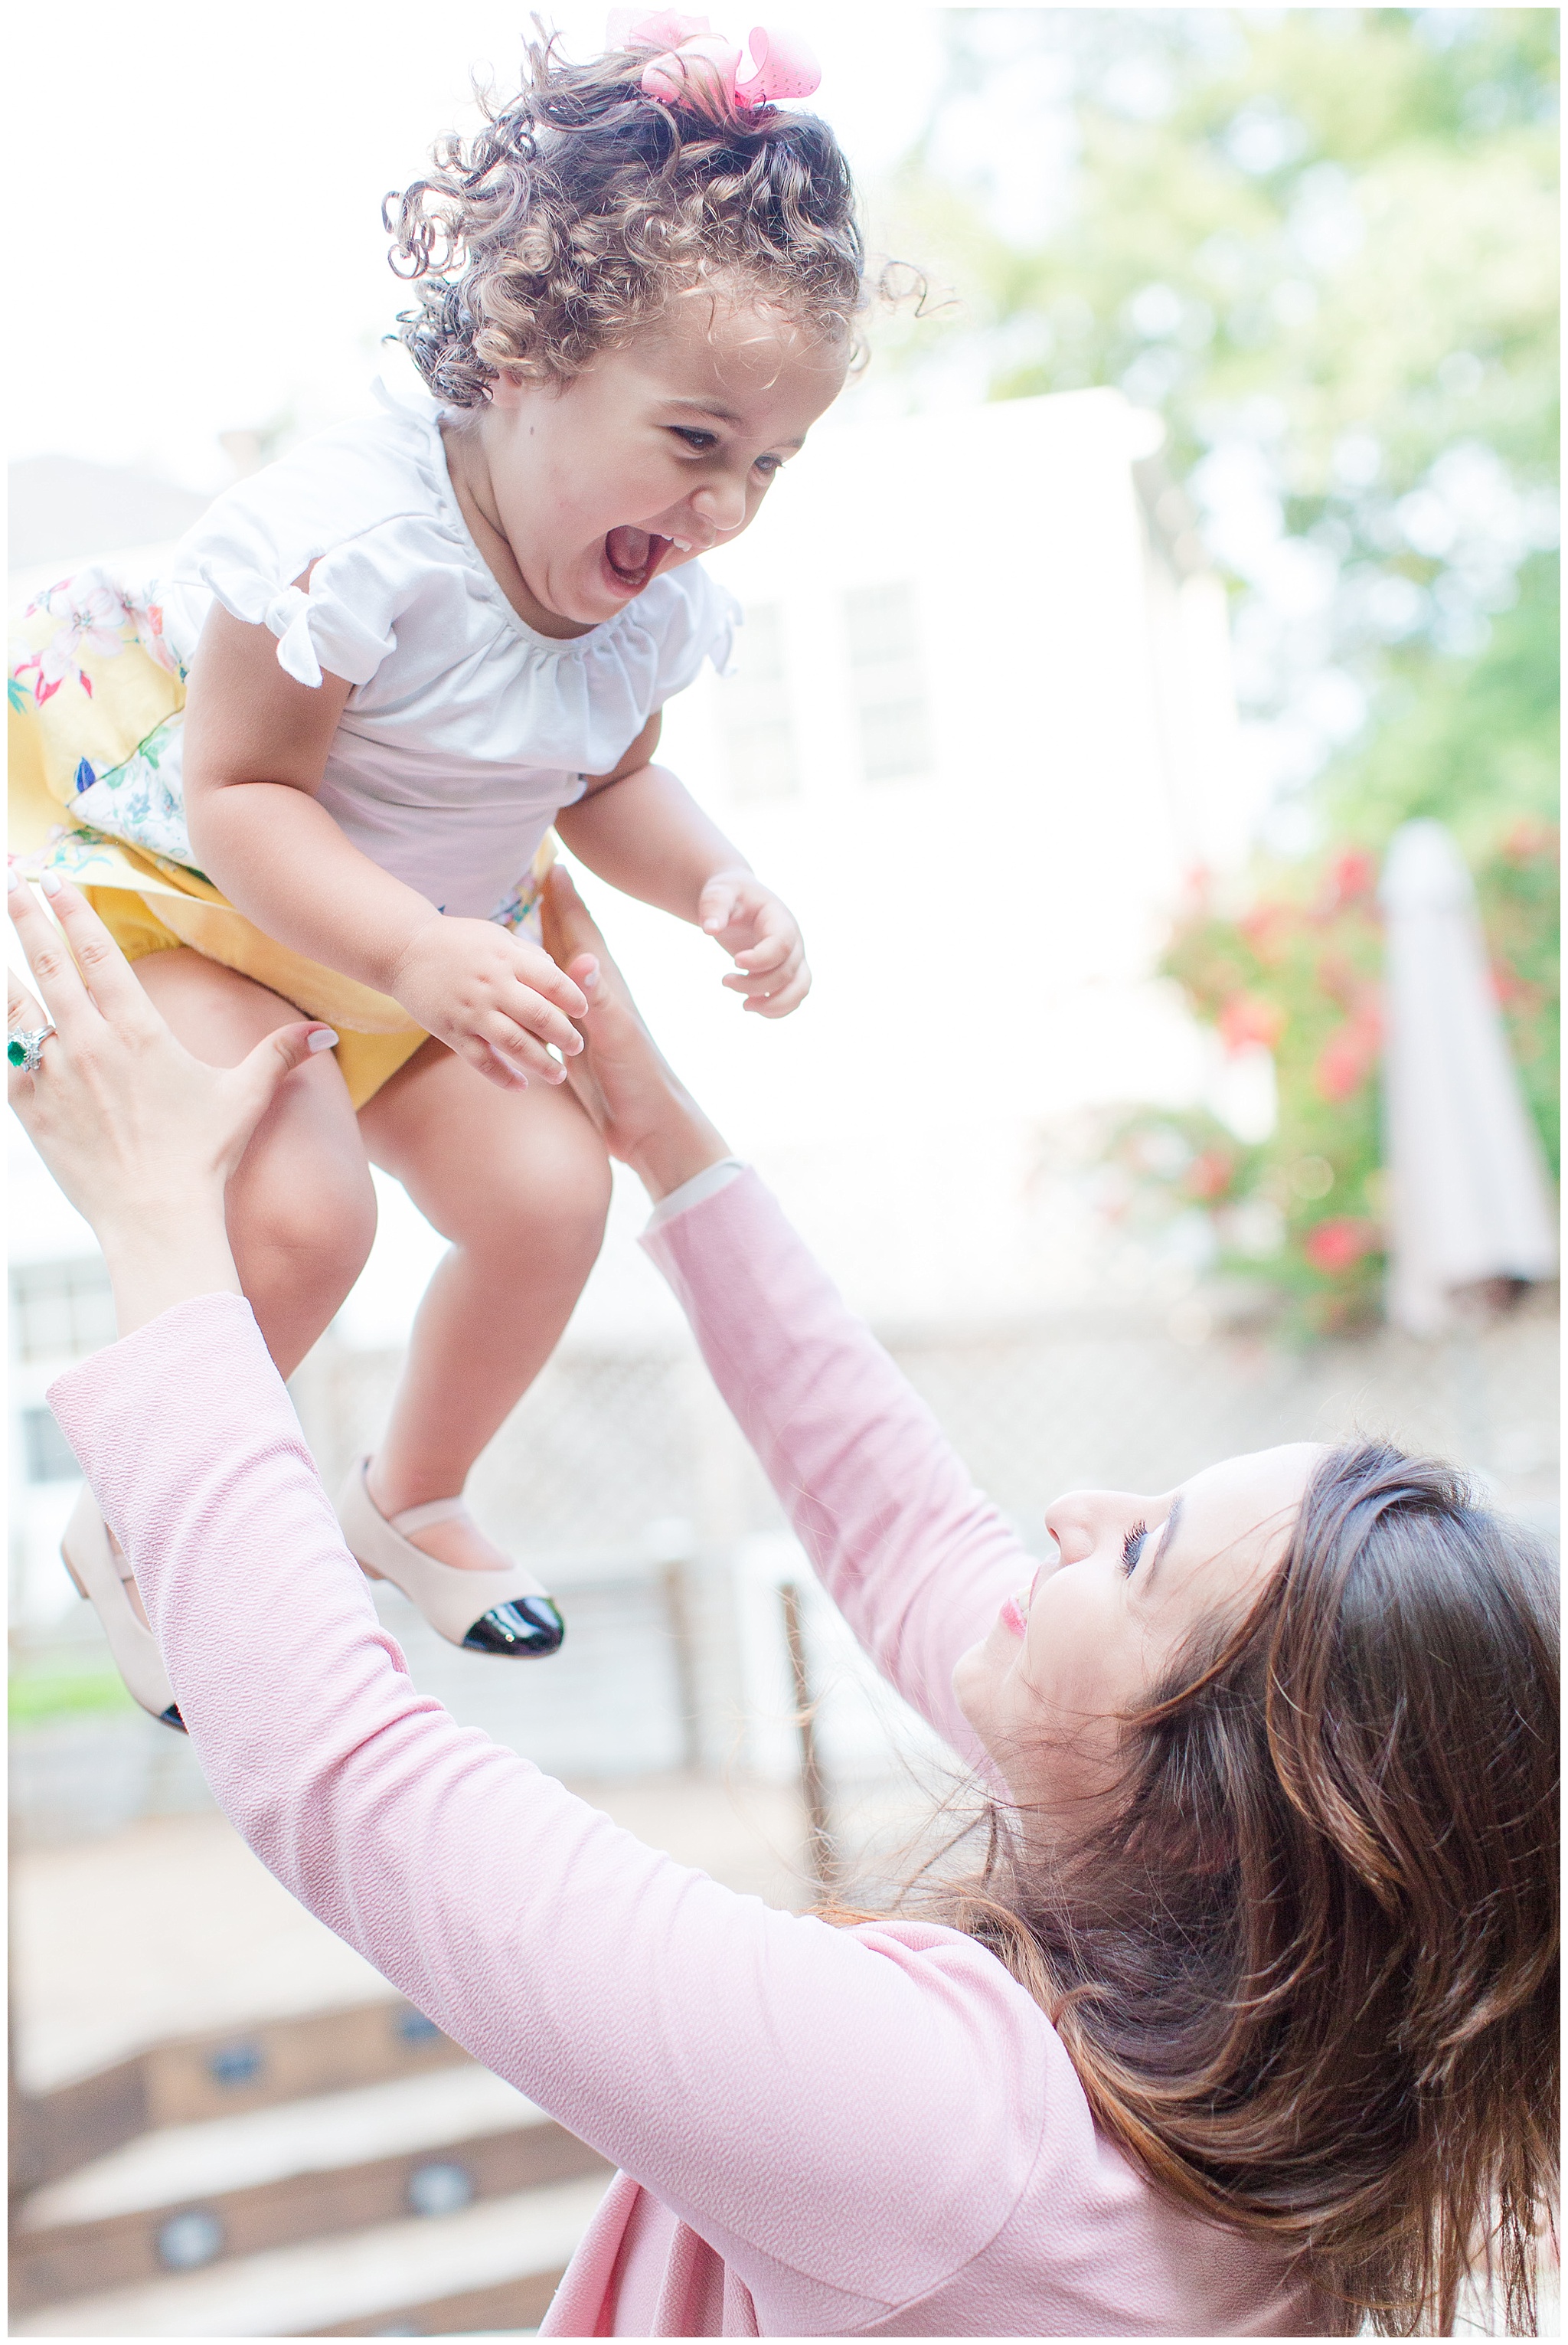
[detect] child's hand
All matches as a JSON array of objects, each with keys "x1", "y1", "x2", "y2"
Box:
[
  {"x1": 697, "y1": 873, "x2": 811, "y2": 1019},
  {"x1": 390, "y1": 917, "x2": 588, "y2": 1088}
]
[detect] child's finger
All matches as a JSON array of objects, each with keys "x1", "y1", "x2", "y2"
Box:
[
  {"x1": 498, "y1": 978, "x2": 583, "y2": 1058},
  {"x1": 745, "y1": 966, "x2": 812, "y2": 1017},
  {"x1": 727, "y1": 934, "x2": 800, "y2": 983},
  {"x1": 731, "y1": 935, "x2": 792, "y2": 976},
  {"x1": 43, "y1": 878, "x2": 163, "y2": 1029},
  {"x1": 453, "y1": 1032, "x2": 528, "y2": 1091},
  {"x1": 485, "y1": 1042, "x2": 534, "y2": 1089},
  {"x1": 509, "y1": 937, "x2": 588, "y2": 1022},
  {"x1": 485, "y1": 1012, "x2": 567, "y2": 1084},
  {"x1": 7, "y1": 875, "x2": 100, "y2": 1039}
]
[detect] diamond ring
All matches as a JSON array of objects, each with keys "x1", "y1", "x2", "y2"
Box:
[{"x1": 7, "y1": 1023, "x2": 57, "y2": 1074}]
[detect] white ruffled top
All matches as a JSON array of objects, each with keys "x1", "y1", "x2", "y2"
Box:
[{"x1": 155, "y1": 380, "x2": 738, "y2": 919}]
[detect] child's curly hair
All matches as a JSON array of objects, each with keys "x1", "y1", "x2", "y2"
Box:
[{"x1": 385, "y1": 28, "x2": 867, "y2": 404}]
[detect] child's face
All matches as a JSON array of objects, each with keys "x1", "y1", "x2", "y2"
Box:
[{"x1": 473, "y1": 293, "x2": 848, "y2": 626}]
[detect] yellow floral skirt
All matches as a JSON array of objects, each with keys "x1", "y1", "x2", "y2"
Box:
[{"x1": 9, "y1": 571, "x2": 547, "y2": 1110}]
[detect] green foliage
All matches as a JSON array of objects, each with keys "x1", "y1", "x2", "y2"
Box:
[
  {"x1": 883, "y1": 9, "x2": 1559, "y2": 1333},
  {"x1": 8, "y1": 1666, "x2": 136, "y2": 1727}
]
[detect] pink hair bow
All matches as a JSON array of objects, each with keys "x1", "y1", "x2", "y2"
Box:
[{"x1": 606, "y1": 11, "x2": 821, "y2": 120}]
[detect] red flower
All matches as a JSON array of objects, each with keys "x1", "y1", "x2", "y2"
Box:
[
  {"x1": 1502, "y1": 819, "x2": 1558, "y2": 865},
  {"x1": 1238, "y1": 904, "x2": 1293, "y2": 963},
  {"x1": 1304, "y1": 1218, "x2": 1380, "y2": 1275},
  {"x1": 1219, "y1": 993, "x2": 1285, "y2": 1054},
  {"x1": 1315, "y1": 1010, "x2": 1380, "y2": 1101},
  {"x1": 1187, "y1": 1149, "x2": 1234, "y2": 1201},
  {"x1": 1328, "y1": 850, "x2": 1376, "y2": 906}
]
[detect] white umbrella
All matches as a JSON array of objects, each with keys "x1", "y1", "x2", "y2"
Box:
[{"x1": 1380, "y1": 819, "x2": 1558, "y2": 1335}]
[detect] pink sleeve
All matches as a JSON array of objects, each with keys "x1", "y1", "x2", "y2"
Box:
[
  {"x1": 47, "y1": 1296, "x2": 1062, "y2": 2329},
  {"x1": 642, "y1": 1170, "x2": 1031, "y2": 1760}
]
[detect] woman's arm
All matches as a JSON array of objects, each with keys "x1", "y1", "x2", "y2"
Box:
[
  {"x1": 544, "y1": 872, "x2": 1029, "y2": 1755},
  {"x1": 645, "y1": 1171, "x2": 1026, "y2": 1760},
  {"x1": 47, "y1": 1295, "x2": 1051, "y2": 2328},
  {"x1": 8, "y1": 877, "x2": 1056, "y2": 2322}
]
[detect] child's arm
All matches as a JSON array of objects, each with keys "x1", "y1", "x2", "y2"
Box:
[
  {"x1": 182, "y1": 606, "x2": 587, "y2": 1089},
  {"x1": 557, "y1": 718, "x2": 810, "y2": 1019}
]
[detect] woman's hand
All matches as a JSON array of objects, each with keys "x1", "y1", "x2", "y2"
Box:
[
  {"x1": 387, "y1": 917, "x2": 588, "y2": 1091},
  {"x1": 7, "y1": 873, "x2": 336, "y2": 1334},
  {"x1": 541, "y1": 865, "x2": 733, "y2": 1201}
]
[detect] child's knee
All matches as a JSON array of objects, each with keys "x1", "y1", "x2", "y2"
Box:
[
  {"x1": 239, "y1": 1146, "x2": 377, "y2": 1295},
  {"x1": 529, "y1": 1123, "x2": 613, "y2": 1252},
  {"x1": 482, "y1": 1121, "x2": 612, "y2": 1260}
]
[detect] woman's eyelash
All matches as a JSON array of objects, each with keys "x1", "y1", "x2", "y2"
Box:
[{"x1": 1122, "y1": 1521, "x2": 1148, "y2": 1576}]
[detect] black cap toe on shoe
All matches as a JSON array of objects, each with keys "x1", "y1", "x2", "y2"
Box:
[
  {"x1": 158, "y1": 1703, "x2": 187, "y2": 1733},
  {"x1": 462, "y1": 1596, "x2": 566, "y2": 1657}
]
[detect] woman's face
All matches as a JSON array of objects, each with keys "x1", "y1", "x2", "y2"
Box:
[
  {"x1": 459, "y1": 291, "x2": 848, "y2": 630},
  {"x1": 953, "y1": 1442, "x2": 1325, "y2": 1827}
]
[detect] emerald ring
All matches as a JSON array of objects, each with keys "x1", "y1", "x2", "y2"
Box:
[{"x1": 7, "y1": 1023, "x2": 55, "y2": 1074}]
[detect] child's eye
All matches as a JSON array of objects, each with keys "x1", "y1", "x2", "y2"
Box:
[
  {"x1": 671, "y1": 427, "x2": 718, "y2": 452},
  {"x1": 1121, "y1": 1521, "x2": 1148, "y2": 1576}
]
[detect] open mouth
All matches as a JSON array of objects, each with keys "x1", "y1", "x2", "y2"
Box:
[{"x1": 603, "y1": 525, "x2": 674, "y2": 594}]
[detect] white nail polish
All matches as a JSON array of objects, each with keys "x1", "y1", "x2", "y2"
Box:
[
  {"x1": 40, "y1": 872, "x2": 62, "y2": 896},
  {"x1": 6, "y1": 868, "x2": 19, "y2": 893},
  {"x1": 307, "y1": 1029, "x2": 338, "y2": 1053}
]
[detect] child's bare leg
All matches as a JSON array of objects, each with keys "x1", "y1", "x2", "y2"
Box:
[
  {"x1": 357, "y1": 1040, "x2": 612, "y2": 1571},
  {"x1": 133, "y1": 949, "x2": 378, "y2": 1375}
]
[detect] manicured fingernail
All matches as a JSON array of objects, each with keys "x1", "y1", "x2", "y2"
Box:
[
  {"x1": 6, "y1": 868, "x2": 19, "y2": 894},
  {"x1": 40, "y1": 873, "x2": 61, "y2": 896},
  {"x1": 580, "y1": 957, "x2": 599, "y2": 987},
  {"x1": 307, "y1": 1028, "x2": 338, "y2": 1053}
]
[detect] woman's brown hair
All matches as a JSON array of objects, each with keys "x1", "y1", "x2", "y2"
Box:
[
  {"x1": 385, "y1": 28, "x2": 867, "y2": 405},
  {"x1": 887, "y1": 1442, "x2": 1557, "y2": 2334}
]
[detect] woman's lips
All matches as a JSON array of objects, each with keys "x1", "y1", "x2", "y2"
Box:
[{"x1": 603, "y1": 525, "x2": 673, "y2": 594}]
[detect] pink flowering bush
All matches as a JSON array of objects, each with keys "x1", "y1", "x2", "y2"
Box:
[{"x1": 1158, "y1": 832, "x2": 1559, "y2": 1337}]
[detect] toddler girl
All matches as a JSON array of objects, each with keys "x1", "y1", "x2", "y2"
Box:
[{"x1": 8, "y1": 15, "x2": 859, "y2": 1717}]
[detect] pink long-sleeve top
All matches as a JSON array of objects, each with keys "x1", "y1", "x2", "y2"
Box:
[{"x1": 51, "y1": 1170, "x2": 1321, "y2": 2336}]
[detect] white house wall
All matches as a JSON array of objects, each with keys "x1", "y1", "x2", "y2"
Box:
[{"x1": 570, "y1": 388, "x2": 1245, "y2": 1335}]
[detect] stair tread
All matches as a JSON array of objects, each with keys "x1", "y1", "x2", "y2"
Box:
[
  {"x1": 11, "y1": 2173, "x2": 610, "y2": 2337},
  {"x1": 19, "y1": 2065, "x2": 548, "y2": 2229}
]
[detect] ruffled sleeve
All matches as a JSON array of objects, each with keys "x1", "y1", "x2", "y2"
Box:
[
  {"x1": 190, "y1": 529, "x2": 405, "y2": 692},
  {"x1": 163, "y1": 404, "x2": 443, "y2": 692},
  {"x1": 648, "y1": 561, "x2": 740, "y2": 696}
]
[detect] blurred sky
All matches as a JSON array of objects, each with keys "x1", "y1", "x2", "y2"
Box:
[{"x1": 10, "y1": 2, "x2": 950, "y2": 486}]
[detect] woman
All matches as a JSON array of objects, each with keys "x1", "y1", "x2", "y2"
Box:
[{"x1": 6, "y1": 868, "x2": 1557, "y2": 2337}]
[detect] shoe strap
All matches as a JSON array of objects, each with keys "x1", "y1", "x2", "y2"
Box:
[{"x1": 389, "y1": 1495, "x2": 472, "y2": 1539}]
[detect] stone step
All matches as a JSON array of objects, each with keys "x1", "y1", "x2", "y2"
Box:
[
  {"x1": 11, "y1": 1993, "x2": 468, "y2": 2190},
  {"x1": 11, "y1": 2173, "x2": 612, "y2": 2337},
  {"x1": 11, "y1": 2062, "x2": 609, "y2": 2314}
]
